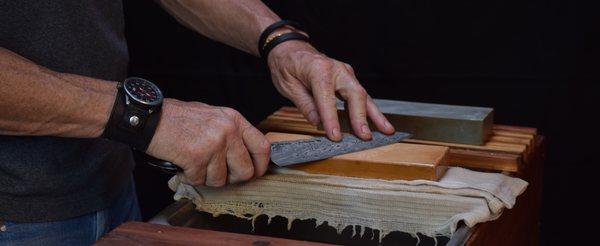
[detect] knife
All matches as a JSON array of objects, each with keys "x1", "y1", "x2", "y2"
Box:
[{"x1": 144, "y1": 131, "x2": 411, "y2": 174}]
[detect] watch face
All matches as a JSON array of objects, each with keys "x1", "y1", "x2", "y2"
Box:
[{"x1": 123, "y1": 77, "x2": 163, "y2": 106}]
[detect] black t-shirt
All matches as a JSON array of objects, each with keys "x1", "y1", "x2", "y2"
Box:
[{"x1": 0, "y1": 0, "x2": 134, "y2": 222}]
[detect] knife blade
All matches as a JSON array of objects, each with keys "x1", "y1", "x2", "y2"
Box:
[
  {"x1": 270, "y1": 131, "x2": 411, "y2": 166},
  {"x1": 144, "y1": 131, "x2": 411, "y2": 173}
]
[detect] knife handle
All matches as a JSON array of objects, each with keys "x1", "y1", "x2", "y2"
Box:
[{"x1": 142, "y1": 153, "x2": 183, "y2": 174}]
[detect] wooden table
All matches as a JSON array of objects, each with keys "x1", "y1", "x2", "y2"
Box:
[{"x1": 95, "y1": 222, "x2": 331, "y2": 245}]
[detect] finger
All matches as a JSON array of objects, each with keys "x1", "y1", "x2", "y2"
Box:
[
  {"x1": 179, "y1": 162, "x2": 207, "y2": 186},
  {"x1": 239, "y1": 118, "x2": 271, "y2": 177},
  {"x1": 286, "y1": 77, "x2": 320, "y2": 125},
  {"x1": 338, "y1": 81, "x2": 371, "y2": 140},
  {"x1": 204, "y1": 150, "x2": 228, "y2": 187},
  {"x1": 226, "y1": 136, "x2": 255, "y2": 184},
  {"x1": 311, "y1": 73, "x2": 342, "y2": 141},
  {"x1": 176, "y1": 173, "x2": 190, "y2": 185},
  {"x1": 367, "y1": 96, "x2": 395, "y2": 134}
]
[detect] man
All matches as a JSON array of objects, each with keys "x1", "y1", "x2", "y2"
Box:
[{"x1": 0, "y1": 0, "x2": 394, "y2": 244}]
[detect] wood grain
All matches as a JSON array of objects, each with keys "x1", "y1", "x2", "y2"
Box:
[
  {"x1": 258, "y1": 107, "x2": 535, "y2": 173},
  {"x1": 94, "y1": 222, "x2": 331, "y2": 246},
  {"x1": 266, "y1": 132, "x2": 448, "y2": 181},
  {"x1": 465, "y1": 136, "x2": 545, "y2": 246}
]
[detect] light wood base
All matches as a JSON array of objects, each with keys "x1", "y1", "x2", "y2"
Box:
[{"x1": 266, "y1": 132, "x2": 448, "y2": 181}]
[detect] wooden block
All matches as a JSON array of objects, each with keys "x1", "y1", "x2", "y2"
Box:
[
  {"x1": 335, "y1": 99, "x2": 494, "y2": 145},
  {"x1": 265, "y1": 132, "x2": 449, "y2": 181}
]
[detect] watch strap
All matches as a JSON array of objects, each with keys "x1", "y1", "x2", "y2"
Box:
[
  {"x1": 101, "y1": 84, "x2": 125, "y2": 140},
  {"x1": 102, "y1": 83, "x2": 161, "y2": 152}
]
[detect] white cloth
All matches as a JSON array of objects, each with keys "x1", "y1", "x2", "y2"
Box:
[{"x1": 169, "y1": 167, "x2": 528, "y2": 239}]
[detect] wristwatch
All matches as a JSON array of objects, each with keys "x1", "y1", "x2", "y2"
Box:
[{"x1": 102, "y1": 77, "x2": 164, "y2": 151}]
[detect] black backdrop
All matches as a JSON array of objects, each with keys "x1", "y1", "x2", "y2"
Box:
[{"x1": 123, "y1": 1, "x2": 599, "y2": 245}]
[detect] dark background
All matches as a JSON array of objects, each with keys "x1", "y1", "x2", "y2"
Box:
[{"x1": 123, "y1": 0, "x2": 599, "y2": 245}]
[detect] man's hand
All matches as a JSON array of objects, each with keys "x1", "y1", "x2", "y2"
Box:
[
  {"x1": 146, "y1": 99, "x2": 271, "y2": 187},
  {"x1": 158, "y1": 0, "x2": 394, "y2": 141},
  {"x1": 267, "y1": 41, "x2": 395, "y2": 141}
]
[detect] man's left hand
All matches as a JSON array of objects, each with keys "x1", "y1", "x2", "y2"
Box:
[{"x1": 267, "y1": 40, "x2": 395, "y2": 141}]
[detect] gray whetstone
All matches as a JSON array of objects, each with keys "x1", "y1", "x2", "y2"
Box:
[{"x1": 335, "y1": 99, "x2": 494, "y2": 145}]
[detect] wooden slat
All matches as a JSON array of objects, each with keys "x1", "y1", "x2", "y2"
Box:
[
  {"x1": 493, "y1": 124, "x2": 538, "y2": 135},
  {"x1": 488, "y1": 135, "x2": 532, "y2": 146},
  {"x1": 94, "y1": 222, "x2": 331, "y2": 246},
  {"x1": 465, "y1": 136, "x2": 545, "y2": 245},
  {"x1": 447, "y1": 149, "x2": 521, "y2": 172},
  {"x1": 492, "y1": 130, "x2": 535, "y2": 139},
  {"x1": 405, "y1": 138, "x2": 526, "y2": 154},
  {"x1": 266, "y1": 132, "x2": 448, "y2": 181}
]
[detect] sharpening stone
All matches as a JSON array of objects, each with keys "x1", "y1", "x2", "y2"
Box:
[{"x1": 335, "y1": 99, "x2": 494, "y2": 145}]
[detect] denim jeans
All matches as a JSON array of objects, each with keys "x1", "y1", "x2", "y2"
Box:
[{"x1": 0, "y1": 177, "x2": 141, "y2": 246}]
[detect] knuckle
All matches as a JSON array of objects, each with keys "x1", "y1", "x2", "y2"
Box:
[
  {"x1": 187, "y1": 175, "x2": 205, "y2": 186},
  {"x1": 296, "y1": 99, "x2": 314, "y2": 112},
  {"x1": 314, "y1": 77, "x2": 333, "y2": 89},
  {"x1": 216, "y1": 108, "x2": 241, "y2": 133},
  {"x1": 222, "y1": 120, "x2": 238, "y2": 134},
  {"x1": 311, "y1": 57, "x2": 333, "y2": 71},
  {"x1": 238, "y1": 166, "x2": 255, "y2": 181},
  {"x1": 220, "y1": 107, "x2": 241, "y2": 119},
  {"x1": 261, "y1": 139, "x2": 272, "y2": 155},
  {"x1": 206, "y1": 179, "x2": 226, "y2": 187},
  {"x1": 316, "y1": 80, "x2": 331, "y2": 90},
  {"x1": 213, "y1": 118, "x2": 237, "y2": 136},
  {"x1": 354, "y1": 87, "x2": 368, "y2": 98},
  {"x1": 203, "y1": 131, "x2": 226, "y2": 148},
  {"x1": 343, "y1": 62, "x2": 354, "y2": 71}
]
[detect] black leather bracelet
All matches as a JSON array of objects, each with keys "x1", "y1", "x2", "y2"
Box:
[
  {"x1": 261, "y1": 32, "x2": 310, "y2": 59},
  {"x1": 139, "y1": 105, "x2": 161, "y2": 151},
  {"x1": 258, "y1": 20, "x2": 303, "y2": 57},
  {"x1": 102, "y1": 83, "x2": 162, "y2": 152},
  {"x1": 102, "y1": 83, "x2": 125, "y2": 139}
]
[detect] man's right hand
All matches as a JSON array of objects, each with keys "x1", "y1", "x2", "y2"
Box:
[{"x1": 146, "y1": 99, "x2": 271, "y2": 187}]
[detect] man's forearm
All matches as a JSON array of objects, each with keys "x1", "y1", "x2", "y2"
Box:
[
  {"x1": 0, "y1": 47, "x2": 116, "y2": 138},
  {"x1": 159, "y1": 0, "x2": 281, "y2": 56}
]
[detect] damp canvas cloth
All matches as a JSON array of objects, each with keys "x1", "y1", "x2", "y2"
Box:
[{"x1": 169, "y1": 167, "x2": 528, "y2": 239}]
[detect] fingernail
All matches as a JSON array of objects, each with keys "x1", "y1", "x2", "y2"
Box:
[
  {"x1": 361, "y1": 124, "x2": 371, "y2": 135},
  {"x1": 332, "y1": 127, "x2": 341, "y2": 139},
  {"x1": 384, "y1": 121, "x2": 393, "y2": 130},
  {"x1": 308, "y1": 111, "x2": 319, "y2": 125}
]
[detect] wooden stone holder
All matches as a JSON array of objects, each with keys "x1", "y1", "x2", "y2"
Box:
[{"x1": 266, "y1": 132, "x2": 448, "y2": 181}]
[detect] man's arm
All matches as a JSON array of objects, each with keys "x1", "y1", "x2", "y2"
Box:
[
  {"x1": 158, "y1": 0, "x2": 278, "y2": 56},
  {"x1": 0, "y1": 47, "x2": 269, "y2": 187},
  {"x1": 159, "y1": 0, "x2": 396, "y2": 141},
  {"x1": 0, "y1": 47, "x2": 115, "y2": 137}
]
